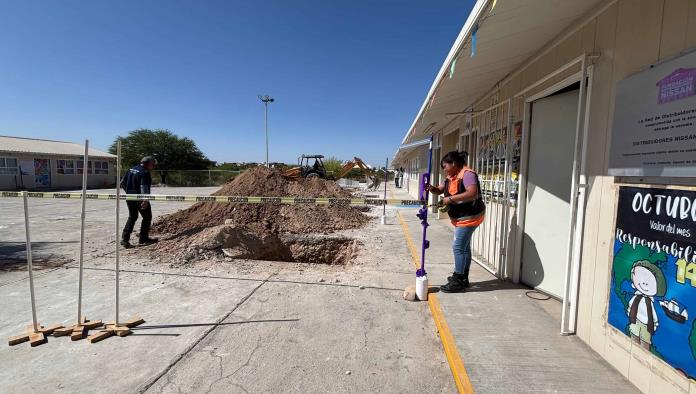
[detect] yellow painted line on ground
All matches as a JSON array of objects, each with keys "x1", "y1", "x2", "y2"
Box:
[{"x1": 396, "y1": 210, "x2": 474, "y2": 394}]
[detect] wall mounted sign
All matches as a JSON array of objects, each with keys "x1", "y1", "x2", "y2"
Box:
[
  {"x1": 608, "y1": 186, "x2": 696, "y2": 378},
  {"x1": 608, "y1": 51, "x2": 696, "y2": 177}
]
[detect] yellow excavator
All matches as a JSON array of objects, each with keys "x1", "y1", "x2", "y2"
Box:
[{"x1": 284, "y1": 154, "x2": 381, "y2": 190}]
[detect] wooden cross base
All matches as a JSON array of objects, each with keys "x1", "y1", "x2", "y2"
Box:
[
  {"x1": 87, "y1": 315, "x2": 145, "y2": 344},
  {"x1": 48, "y1": 317, "x2": 104, "y2": 341},
  {"x1": 8, "y1": 323, "x2": 64, "y2": 347},
  {"x1": 7, "y1": 316, "x2": 144, "y2": 346}
]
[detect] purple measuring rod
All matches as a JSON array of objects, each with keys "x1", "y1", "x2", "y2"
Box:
[{"x1": 415, "y1": 136, "x2": 434, "y2": 277}]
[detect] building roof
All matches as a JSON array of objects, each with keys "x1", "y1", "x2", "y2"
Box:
[
  {"x1": 394, "y1": 0, "x2": 605, "y2": 163},
  {"x1": 0, "y1": 135, "x2": 116, "y2": 159}
]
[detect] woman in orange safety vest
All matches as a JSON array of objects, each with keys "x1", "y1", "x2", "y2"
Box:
[{"x1": 428, "y1": 151, "x2": 485, "y2": 292}]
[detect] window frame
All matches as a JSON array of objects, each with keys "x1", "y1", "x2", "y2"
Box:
[
  {"x1": 0, "y1": 156, "x2": 18, "y2": 175},
  {"x1": 93, "y1": 160, "x2": 109, "y2": 175},
  {"x1": 57, "y1": 159, "x2": 76, "y2": 175},
  {"x1": 76, "y1": 160, "x2": 93, "y2": 175}
]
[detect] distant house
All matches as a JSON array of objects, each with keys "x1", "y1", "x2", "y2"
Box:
[{"x1": 0, "y1": 135, "x2": 116, "y2": 190}]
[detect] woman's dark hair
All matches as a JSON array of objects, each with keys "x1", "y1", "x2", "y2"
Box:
[{"x1": 441, "y1": 151, "x2": 468, "y2": 168}]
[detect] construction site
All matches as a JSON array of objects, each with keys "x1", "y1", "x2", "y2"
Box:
[{"x1": 3, "y1": 0, "x2": 696, "y2": 393}]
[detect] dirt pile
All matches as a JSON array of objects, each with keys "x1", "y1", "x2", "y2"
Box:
[
  {"x1": 149, "y1": 167, "x2": 370, "y2": 264},
  {"x1": 154, "y1": 167, "x2": 369, "y2": 235}
]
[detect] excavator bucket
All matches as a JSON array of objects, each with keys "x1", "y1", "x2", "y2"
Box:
[
  {"x1": 283, "y1": 167, "x2": 302, "y2": 178},
  {"x1": 367, "y1": 175, "x2": 381, "y2": 190}
]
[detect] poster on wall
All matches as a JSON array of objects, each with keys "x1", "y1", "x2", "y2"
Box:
[
  {"x1": 608, "y1": 186, "x2": 696, "y2": 378},
  {"x1": 608, "y1": 50, "x2": 696, "y2": 177},
  {"x1": 19, "y1": 160, "x2": 34, "y2": 176}
]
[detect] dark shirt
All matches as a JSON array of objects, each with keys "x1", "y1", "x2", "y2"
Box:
[{"x1": 121, "y1": 164, "x2": 152, "y2": 194}]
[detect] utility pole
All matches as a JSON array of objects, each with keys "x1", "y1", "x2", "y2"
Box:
[{"x1": 258, "y1": 95, "x2": 274, "y2": 167}]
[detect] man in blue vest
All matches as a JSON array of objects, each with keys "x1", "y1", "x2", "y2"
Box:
[{"x1": 120, "y1": 156, "x2": 158, "y2": 248}]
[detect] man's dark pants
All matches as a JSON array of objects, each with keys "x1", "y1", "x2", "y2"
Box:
[{"x1": 122, "y1": 201, "x2": 152, "y2": 242}]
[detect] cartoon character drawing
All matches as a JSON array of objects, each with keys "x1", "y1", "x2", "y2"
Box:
[{"x1": 627, "y1": 260, "x2": 666, "y2": 350}]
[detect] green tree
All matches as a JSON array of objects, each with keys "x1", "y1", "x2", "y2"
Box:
[
  {"x1": 323, "y1": 156, "x2": 344, "y2": 177},
  {"x1": 109, "y1": 129, "x2": 212, "y2": 185}
]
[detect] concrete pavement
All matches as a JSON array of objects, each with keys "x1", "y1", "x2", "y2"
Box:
[
  {"x1": 389, "y1": 184, "x2": 639, "y2": 393},
  {"x1": 0, "y1": 186, "x2": 454, "y2": 393}
]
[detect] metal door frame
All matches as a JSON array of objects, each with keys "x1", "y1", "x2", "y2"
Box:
[{"x1": 513, "y1": 54, "x2": 595, "y2": 335}]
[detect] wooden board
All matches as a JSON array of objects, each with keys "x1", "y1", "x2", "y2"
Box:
[
  {"x1": 124, "y1": 316, "x2": 145, "y2": 328},
  {"x1": 8, "y1": 333, "x2": 30, "y2": 346},
  {"x1": 82, "y1": 320, "x2": 103, "y2": 330},
  {"x1": 29, "y1": 332, "x2": 47, "y2": 347},
  {"x1": 53, "y1": 326, "x2": 74, "y2": 337},
  {"x1": 70, "y1": 326, "x2": 87, "y2": 341},
  {"x1": 87, "y1": 330, "x2": 113, "y2": 343},
  {"x1": 25, "y1": 324, "x2": 43, "y2": 333},
  {"x1": 114, "y1": 328, "x2": 132, "y2": 337},
  {"x1": 39, "y1": 324, "x2": 63, "y2": 335}
]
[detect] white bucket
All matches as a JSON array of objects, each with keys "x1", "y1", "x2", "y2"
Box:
[{"x1": 415, "y1": 275, "x2": 428, "y2": 301}]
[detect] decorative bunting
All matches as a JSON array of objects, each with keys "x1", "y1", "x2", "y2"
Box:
[
  {"x1": 449, "y1": 58, "x2": 457, "y2": 79},
  {"x1": 471, "y1": 24, "x2": 478, "y2": 57}
]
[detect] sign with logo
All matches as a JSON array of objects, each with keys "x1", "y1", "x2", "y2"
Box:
[
  {"x1": 608, "y1": 186, "x2": 696, "y2": 378},
  {"x1": 608, "y1": 51, "x2": 696, "y2": 177}
]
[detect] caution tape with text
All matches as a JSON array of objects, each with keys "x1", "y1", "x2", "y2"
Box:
[{"x1": 0, "y1": 191, "x2": 424, "y2": 207}]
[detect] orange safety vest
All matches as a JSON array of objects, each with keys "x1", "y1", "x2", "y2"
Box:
[{"x1": 443, "y1": 167, "x2": 485, "y2": 227}]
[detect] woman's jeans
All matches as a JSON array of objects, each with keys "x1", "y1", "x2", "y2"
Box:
[{"x1": 453, "y1": 225, "x2": 478, "y2": 278}]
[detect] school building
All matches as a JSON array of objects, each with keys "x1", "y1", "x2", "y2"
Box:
[
  {"x1": 0, "y1": 135, "x2": 116, "y2": 190},
  {"x1": 393, "y1": 0, "x2": 696, "y2": 392}
]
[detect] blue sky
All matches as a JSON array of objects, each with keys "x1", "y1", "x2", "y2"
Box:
[{"x1": 0, "y1": 0, "x2": 472, "y2": 166}]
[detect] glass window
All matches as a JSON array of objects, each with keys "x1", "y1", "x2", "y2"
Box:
[
  {"x1": 57, "y1": 159, "x2": 75, "y2": 174},
  {"x1": 77, "y1": 160, "x2": 93, "y2": 175},
  {"x1": 94, "y1": 161, "x2": 109, "y2": 175},
  {"x1": 0, "y1": 156, "x2": 18, "y2": 175}
]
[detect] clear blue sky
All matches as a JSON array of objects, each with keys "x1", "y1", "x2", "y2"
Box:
[{"x1": 0, "y1": 0, "x2": 473, "y2": 166}]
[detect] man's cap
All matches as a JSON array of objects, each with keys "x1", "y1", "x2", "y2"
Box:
[{"x1": 141, "y1": 156, "x2": 157, "y2": 165}]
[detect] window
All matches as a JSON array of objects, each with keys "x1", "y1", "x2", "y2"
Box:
[
  {"x1": 0, "y1": 157, "x2": 18, "y2": 175},
  {"x1": 93, "y1": 161, "x2": 109, "y2": 175},
  {"x1": 77, "y1": 160, "x2": 93, "y2": 175},
  {"x1": 57, "y1": 159, "x2": 75, "y2": 174}
]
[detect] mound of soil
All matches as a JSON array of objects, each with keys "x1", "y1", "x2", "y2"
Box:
[{"x1": 154, "y1": 167, "x2": 370, "y2": 235}]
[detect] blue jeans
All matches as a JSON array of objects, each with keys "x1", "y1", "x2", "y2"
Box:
[{"x1": 453, "y1": 226, "x2": 477, "y2": 278}]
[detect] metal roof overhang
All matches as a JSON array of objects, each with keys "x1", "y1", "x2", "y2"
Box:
[{"x1": 394, "y1": 0, "x2": 606, "y2": 163}]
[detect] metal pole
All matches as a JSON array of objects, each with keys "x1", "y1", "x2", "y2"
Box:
[
  {"x1": 77, "y1": 140, "x2": 89, "y2": 324},
  {"x1": 115, "y1": 141, "x2": 121, "y2": 326},
  {"x1": 264, "y1": 102, "x2": 269, "y2": 167},
  {"x1": 383, "y1": 157, "x2": 388, "y2": 215},
  {"x1": 381, "y1": 158, "x2": 388, "y2": 225},
  {"x1": 23, "y1": 191, "x2": 39, "y2": 333},
  {"x1": 418, "y1": 137, "x2": 434, "y2": 273}
]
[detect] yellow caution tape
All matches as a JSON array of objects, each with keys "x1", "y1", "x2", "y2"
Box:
[{"x1": 0, "y1": 191, "x2": 424, "y2": 207}]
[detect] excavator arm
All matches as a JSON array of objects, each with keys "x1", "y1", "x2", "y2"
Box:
[{"x1": 336, "y1": 157, "x2": 380, "y2": 189}]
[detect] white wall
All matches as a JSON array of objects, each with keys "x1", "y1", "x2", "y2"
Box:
[{"x1": 468, "y1": 1, "x2": 696, "y2": 392}]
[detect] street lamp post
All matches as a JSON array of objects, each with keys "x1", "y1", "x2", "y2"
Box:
[{"x1": 258, "y1": 95, "x2": 274, "y2": 167}]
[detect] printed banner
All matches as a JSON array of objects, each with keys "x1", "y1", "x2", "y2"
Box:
[
  {"x1": 608, "y1": 50, "x2": 696, "y2": 177},
  {"x1": 608, "y1": 186, "x2": 696, "y2": 378}
]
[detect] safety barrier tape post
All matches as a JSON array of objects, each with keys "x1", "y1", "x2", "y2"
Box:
[
  {"x1": 115, "y1": 141, "x2": 121, "y2": 326},
  {"x1": 76, "y1": 139, "x2": 88, "y2": 325},
  {"x1": 381, "y1": 157, "x2": 388, "y2": 225},
  {"x1": 23, "y1": 191, "x2": 39, "y2": 333}
]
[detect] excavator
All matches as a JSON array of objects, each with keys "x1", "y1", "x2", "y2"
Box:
[{"x1": 283, "y1": 154, "x2": 381, "y2": 190}]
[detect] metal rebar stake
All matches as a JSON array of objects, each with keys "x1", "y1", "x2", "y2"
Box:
[
  {"x1": 23, "y1": 191, "x2": 39, "y2": 333},
  {"x1": 77, "y1": 140, "x2": 89, "y2": 325}
]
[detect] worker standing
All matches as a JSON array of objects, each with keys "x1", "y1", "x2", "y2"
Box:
[
  {"x1": 428, "y1": 151, "x2": 485, "y2": 292},
  {"x1": 120, "y1": 156, "x2": 159, "y2": 248}
]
